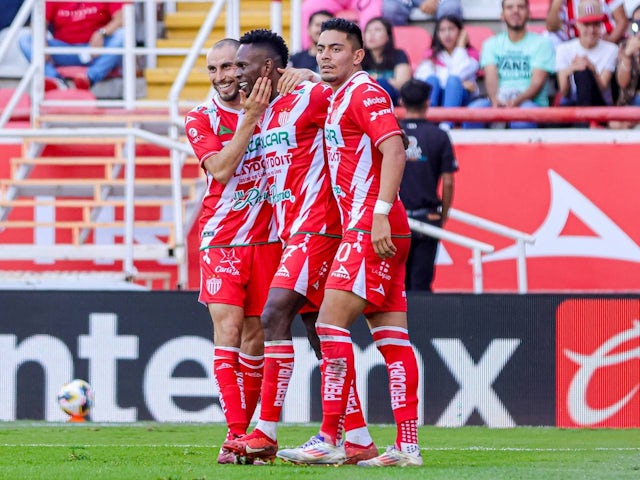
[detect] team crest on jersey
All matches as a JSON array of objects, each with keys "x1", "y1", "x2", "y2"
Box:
[
  {"x1": 277, "y1": 109, "x2": 291, "y2": 126},
  {"x1": 331, "y1": 264, "x2": 351, "y2": 280},
  {"x1": 206, "y1": 276, "x2": 222, "y2": 295}
]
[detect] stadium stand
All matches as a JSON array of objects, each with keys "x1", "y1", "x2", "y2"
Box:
[
  {"x1": 393, "y1": 25, "x2": 432, "y2": 71},
  {"x1": 145, "y1": 0, "x2": 291, "y2": 100}
]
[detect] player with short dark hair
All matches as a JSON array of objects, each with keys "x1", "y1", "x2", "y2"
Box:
[
  {"x1": 223, "y1": 28, "x2": 377, "y2": 465},
  {"x1": 277, "y1": 18, "x2": 422, "y2": 468}
]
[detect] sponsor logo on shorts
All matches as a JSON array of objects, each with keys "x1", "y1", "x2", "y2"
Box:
[
  {"x1": 275, "y1": 264, "x2": 290, "y2": 277},
  {"x1": 373, "y1": 261, "x2": 391, "y2": 281},
  {"x1": 206, "y1": 276, "x2": 222, "y2": 295},
  {"x1": 331, "y1": 264, "x2": 351, "y2": 280},
  {"x1": 370, "y1": 283, "x2": 385, "y2": 296}
]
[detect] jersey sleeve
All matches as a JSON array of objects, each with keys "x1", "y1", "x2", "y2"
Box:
[
  {"x1": 185, "y1": 108, "x2": 222, "y2": 167},
  {"x1": 350, "y1": 82, "x2": 402, "y2": 148},
  {"x1": 309, "y1": 83, "x2": 331, "y2": 129}
]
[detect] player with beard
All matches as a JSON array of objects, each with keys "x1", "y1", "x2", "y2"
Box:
[
  {"x1": 185, "y1": 38, "x2": 282, "y2": 465},
  {"x1": 223, "y1": 29, "x2": 378, "y2": 465},
  {"x1": 276, "y1": 19, "x2": 422, "y2": 467}
]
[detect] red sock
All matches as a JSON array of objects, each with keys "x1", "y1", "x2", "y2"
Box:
[
  {"x1": 259, "y1": 341, "x2": 295, "y2": 422},
  {"x1": 371, "y1": 326, "x2": 420, "y2": 447},
  {"x1": 239, "y1": 352, "x2": 263, "y2": 426},
  {"x1": 317, "y1": 323, "x2": 354, "y2": 444},
  {"x1": 344, "y1": 380, "x2": 367, "y2": 433},
  {"x1": 213, "y1": 346, "x2": 245, "y2": 437}
]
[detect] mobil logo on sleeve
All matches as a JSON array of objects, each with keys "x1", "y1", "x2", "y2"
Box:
[{"x1": 556, "y1": 299, "x2": 640, "y2": 428}]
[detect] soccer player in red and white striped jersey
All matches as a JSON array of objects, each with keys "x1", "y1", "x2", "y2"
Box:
[
  {"x1": 276, "y1": 18, "x2": 422, "y2": 468},
  {"x1": 185, "y1": 39, "x2": 281, "y2": 465},
  {"x1": 223, "y1": 29, "x2": 376, "y2": 465}
]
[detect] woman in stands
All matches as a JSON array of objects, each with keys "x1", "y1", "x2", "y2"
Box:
[
  {"x1": 361, "y1": 16, "x2": 412, "y2": 105},
  {"x1": 413, "y1": 14, "x2": 479, "y2": 114}
]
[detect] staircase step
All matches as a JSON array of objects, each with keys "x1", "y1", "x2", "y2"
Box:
[
  {"x1": 164, "y1": 10, "x2": 291, "y2": 30},
  {"x1": 144, "y1": 66, "x2": 210, "y2": 101},
  {"x1": 164, "y1": 27, "x2": 292, "y2": 41},
  {"x1": 155, "y1": 39, "x2": 208, "y2": 68},
  {"x1": 175, "y1": 0, "x2": 291, "y2": 13}
]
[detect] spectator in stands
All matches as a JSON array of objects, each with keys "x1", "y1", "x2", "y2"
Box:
[
  {"x1": 18, "y1": 1, "x2": 124, "y2": 90},
  {"x1": 0, "y1": 0, "x2": 23, "y2": 31},
  {"x1": 546, "y1": 0, "x2": 629, "y2": 46},
  {"x1": 0, "y1": 0, "x2": 29, "y2": 79},
  {"x1": 615, "y1": 5, "x2": 640, "y2": 108},
  {"x1": 398, "y1": 79, "x2": 457, "y2": 292},
  {"x1": 362, "y1": 16, "x2": 412, "y2": 105},
  {"x1": 463, "y1": 0, "x2": 555, "y2": 129},
  {"x1": 555, "y1": 0, "x2": 618, "y2": 111},
  {"x1": 288, "y1": 10, "x2": 333, "y2": 72},
  {"x1": 414, "y1": 14, "x2": 479, "y2": 116},
  {"x1": 382, "y1": 0, "x2": 463, "y2": 26},
  {"x1": 300, "y1": 0, "x2": 382, "y2": 49}
]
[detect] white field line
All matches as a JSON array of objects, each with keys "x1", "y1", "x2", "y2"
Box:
[{"x1": 0, "y1": 444, "x2": 638, "y2": 452}]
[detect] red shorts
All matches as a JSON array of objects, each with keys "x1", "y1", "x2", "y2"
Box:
[
  {"x1": 198, "y1": 242, "x2": 282, "y2": 316},
  {"x1": 324, "y1": 229, "x2": 409, "y2": 314},
  {"x1": 269, "y1": 233, "x2": 341, "y2": 313}
]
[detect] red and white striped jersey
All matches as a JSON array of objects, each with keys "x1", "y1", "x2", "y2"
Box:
[
  {"x1": 261, "y1": 81, "x2": 341, "y2": 242},
  {"x1": 185, "y1": 96, "x2": 278, "y2": 248},
  {"x1": 324, "y1": 71, "x2": 410, "y2": 235}
]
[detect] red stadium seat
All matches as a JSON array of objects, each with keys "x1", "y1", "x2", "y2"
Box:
[
  {"x1": 529, "y1": 0, "x2": 549, "y2": 20},
  {"x1": 464, "y1": 25, "x2": 495, "y2": 52},
  {"x1": 0, "y1": 88, "x2": 31, "y2": 120},
  {"x1": 393, "y1": 25, "x2": 432, "y2": 70}
]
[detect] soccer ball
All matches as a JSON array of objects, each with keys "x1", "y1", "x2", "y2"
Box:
[{"x1": 57, "y1": 379, "x2": 94, "y2": 419}]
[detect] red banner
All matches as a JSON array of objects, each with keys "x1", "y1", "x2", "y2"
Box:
[
  {"x1": 1, "y1": 142, "x2": 639, "y2": 292},
  {"x1": 434, "y1": 143, "x2": 640, "y2": 292},
  {"x1": 556, "y1": 299, "x2": 640, "y2": 427}
]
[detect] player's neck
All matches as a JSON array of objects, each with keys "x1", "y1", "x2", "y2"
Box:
[{"x1": 218, "y1": 98, "x2": 242, "y2": 111}]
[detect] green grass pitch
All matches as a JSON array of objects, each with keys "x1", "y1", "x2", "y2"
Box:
[{"x1": 0, "y1": 422, "x2": 638, "y2": 479}]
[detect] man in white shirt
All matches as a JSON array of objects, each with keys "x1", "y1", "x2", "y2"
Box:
[{"x1": 555, "y1": 0, "x2": 618, "y2": 107}]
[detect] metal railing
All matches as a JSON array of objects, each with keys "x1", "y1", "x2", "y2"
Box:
[
  {"x1": 448, "y1": 208, "x2": 536, "y2": 294},
  {"x1": 0, "y1": 127, "x2": 194, "y2": 288},
  {"x1": 408, "y1": 218, "x2": 494, "y2": 294}
]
